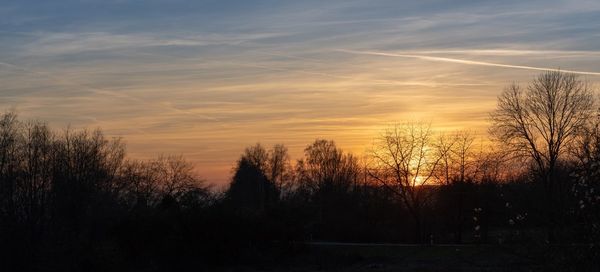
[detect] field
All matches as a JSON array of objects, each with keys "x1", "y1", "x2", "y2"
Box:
[{"x1": 214, "y1": 242, "x2": 595, "y2": 272}]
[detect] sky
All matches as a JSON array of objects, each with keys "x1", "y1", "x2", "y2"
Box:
[{"x1": 1, "y1": 0, "x2": 600, "y2": 185}]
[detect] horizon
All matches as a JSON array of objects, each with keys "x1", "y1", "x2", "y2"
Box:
[{"x1": 2, "y1": 0, "x2": 600, "y2": 185}]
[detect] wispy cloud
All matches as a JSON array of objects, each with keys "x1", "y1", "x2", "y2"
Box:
[
  {"x1": 0, "y1": 59, "x2": 219, "y2": 122},
  {"x1": 337, "y1": 49, "x2": 600, "y2": 76},
  {"x1": 376, "y1": 49, "x2": 600, "y2": 57},
  {"x1": 2, "y1": 0, "x2": 600, "y2": 184},
  {"x1": 21, "y1": 32, "x2": 288, "y2": 56}
]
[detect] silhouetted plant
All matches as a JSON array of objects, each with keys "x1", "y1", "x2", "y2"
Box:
[{"x1": 490, "y1": 71, "x2": 595, "y2": 242}]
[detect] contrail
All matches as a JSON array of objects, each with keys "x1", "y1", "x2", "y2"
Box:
[
  {"x1": 378, "y1": 49, "x2": 600, "y2": 57},
  {"x1": 337, "y1": 49, "x2": 600, "y2": 76}
]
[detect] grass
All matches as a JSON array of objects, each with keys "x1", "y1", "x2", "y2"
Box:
[{"x1": 213, "y1": 242, "x2": 597, "y2": 271}]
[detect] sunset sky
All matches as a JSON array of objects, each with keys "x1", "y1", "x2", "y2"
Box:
[{"x1": 2, "y1": 0, "x2": 600, "y2": 184}]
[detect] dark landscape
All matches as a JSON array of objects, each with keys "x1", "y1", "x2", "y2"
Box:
[{"x1": 1, "y1": 1, "x2": 600, "y2": 271}]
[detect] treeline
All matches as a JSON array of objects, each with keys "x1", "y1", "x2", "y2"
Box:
[
  {"x1": 0, "y1": 114, "x2": 596, "y2": 270},
  {"x1": 1, "y1": 71, "x2": 599, "y2": 270},
  {"x1": 0, "y1": 112, "x2": 214, "y2": 270}
]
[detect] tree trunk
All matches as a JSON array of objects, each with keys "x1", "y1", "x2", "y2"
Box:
[
  {"x1": 543, "y1": 172, "x2": 556, "y2": 243},
  {"x1": 412, "y1": 211, "x2": 422, "y2": 243},
  {"x1": 455, "y1": 188, "x2": 464, "y2": 244}
]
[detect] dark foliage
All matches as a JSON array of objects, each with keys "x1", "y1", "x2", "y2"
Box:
[{"x1": 1, "y1": 104, "x2": 599, "y2": 270}]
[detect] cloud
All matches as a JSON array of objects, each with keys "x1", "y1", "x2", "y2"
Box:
[
  {"x1": 21, "y1": 32, "x2": 288, "y2": 56},
  {"x1": 376, "y1": 49, "x2": 600, "y2": 57},
  {"x1": 0, "y1": 59, "x2": 219, "y2": 123},
  {"x1": 3, "y1": 0, "x2": 600, "y2": 185},
  {"x1": 337, "y1": 49, "x2": 600, "y2": 76}
]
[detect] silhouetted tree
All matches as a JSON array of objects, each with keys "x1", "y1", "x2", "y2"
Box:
[
  {"x1": 433, "y1": 131, "x2": 480, "y2": 243},
  {"x1": 490, "y1": 71, "x2": 595, "y2": 241},
  {"x1": 227, "y1": 144, "x2": 279, "y2": 213},
  {"x1": 18, "y1": 121, "x2": 54, "y2": 238},
  {"x1": 118, "y1": 154, "x2": 207, "y2": 207},
  {"x1": 0, "y1": 111, "x2": 22, "y2": 222},
  {"x1": 295, "y1": 139, "x2": 360, "y2": 195},
  {"x1": 153, "y1": 155, "x2": 203, "y2": 201},
  {"x1": 294, "y1": 139, "x2": 360, "y2": 238},
  {"x1": 3, "y1": 107, "x2": 600, "y2": 269},
  {"x1": 369, "y1": 123, "x2": 447, "y2": 242},
  {"x1": 119, "y1": 159, "x2": 161, "y2": 208},
  {"x1": 0, "y1": 113, "x2": 56, "y2": 265},
  {"x1": 244, "y1": 143, "x2": 269, "y2": 171},
  {"x1": 436, "y1": 131, "x2": 481, "y2": 184},
  {"x1": 268, "y1": 144, "x2": 292, "y2": 195},
  {"x1": 572, "y1": 116, "x2": 600, "y2": 248}
]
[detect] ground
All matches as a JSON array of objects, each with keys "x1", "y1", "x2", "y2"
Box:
[{"x1": 214, "y1": 242, "x2": 595, "y2": 271}]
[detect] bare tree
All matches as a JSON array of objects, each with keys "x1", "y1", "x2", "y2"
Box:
[
  {"x1": 234, "y1": 143, "x2": 293, "y2": 200},
  {"x1": 572, "y1": 117, "x2": 600, "y2": 246},
  {"x1": 120, "y1": 155, "x2": 204, "y2": 206},
  {"x1": 119, "y1": 159, "x2": 161, "y2": 207},
  {"x1": 153, "y1": 155, "x2": 201, "y2": 200},
  {"x1": 369, "y1": 122, "x2": 447, "y2": 241},
  {"x1": 268, "y1": 144, "x2": 291, "y2": 195},
  {"x1": 0, "y1": 111, "x2": 22, "y2": 219},
  {"x1": 296, "y1": 139, "x2": 360, "y2": 195},
  {"x1": 294, "y1": 139, "x2": 360, "y2": 235},
  {"x1": 243, "y1": 143, "x2": 269, "y2": 173},
  {"x1": 433, "y1": 131, "x2": 479, "y2": 243},
  {"x1": 473, "y1": 145, "x2": 513, "y2": 183},
  {"x1": 453, "y1": 131, "x2": 477, "y2": 183},
  {"x1": 435, "y1": 133, "x2": 456, "y2": 186},
  {"x1": 18, "y1": 121, "x2": 54, "y2": 231},
  {"x1": 490, "y1": 71, "x2": 595, "y2": 240},
  {"x1": 227, "y1": 143, "x2": 291, "y2": 211},
  {"x1": 491, "y1": 71, "x2": 593, "y2": 178}
]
